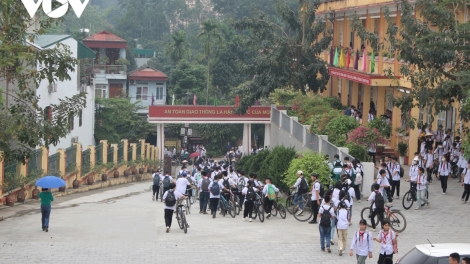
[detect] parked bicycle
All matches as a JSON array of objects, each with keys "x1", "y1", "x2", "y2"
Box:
[
  {"x1": 361, "y1": 204, "x2": 407, "y2": 233},
  {"x1": 402, "y1": 183, "x2": 428, "y2": 210},
  {"x1": 219, "y1": 193, "x2": 236, "y2": 218},
  {"x1": 175, "y1": 199, "x2": 189, "y2": 234},
  {"x1": 270, "y1": 196, "x2": 287, "y2": 219}
]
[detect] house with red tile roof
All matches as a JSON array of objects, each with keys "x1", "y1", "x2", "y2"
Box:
[{"x1": 128, "y1": 66, "x2": 168, "y2": 112}]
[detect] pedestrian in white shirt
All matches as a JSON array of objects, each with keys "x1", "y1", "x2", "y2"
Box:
[
  {"x1": 308, "y1": 173, "x2": 322, "y2": 224},
  {"x1": 368, "y1": 183, "x2": 385, "y2": 232},
  {"x1": 390, "y1": 157, "x2": 401, "y2": 198},
  {"x1": 461, "y1": 162, "x2": 470, "y2": 204},
  {"x1": 408, "y1": 158, "x2": 419, "y2": 190},
  {"x1": 373, "y1": 220, "x2": 398, "y2": 264},
  {"x1": 424, "y1": 148, "x2": 435, "y2": 182},
  {"x1": 437, "y1": 156, "x2": 451, "y2": 194},
  {"x1": 415, "y1": 167, "x2": 430, "y2": 210},
  {"x1": 318, "y1": 195, "x2": 336, "y2": 253},
  {"x1": 350, "y1": 219, "x2": 373, "y2": 264},
  {"x1": 376, "y1": 164, "x2": 392, "y2": 203},
  {"x1": 197, "y1": 171, "x2": 212, "y2": 214},
  {"x1": 242, "y1": 180, "x2": 258, "y2": 222},
  {"x1": 291, "y1": 170, "x2": 308, "y2": 215},
  {"x1": 262, "y1": 178, "x2": 279, "y2": 218},
  {"x1": 208, "y1": 175, "x2": 227, "y2": 219},
  {"x1": 458, "y1": 152, "x2": 467, "y2": 183},
  {"x1": 175, "y1": 172, "x2": 191, "y2": 196},
  {"x1": 162, "y1": 183, "x2": 186, "y2": 233},
  {"x1": 336, "y1": 192, "x2": 351, "y2": 256}
]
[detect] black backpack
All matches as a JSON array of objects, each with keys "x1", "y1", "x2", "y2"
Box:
[
  {"x1": 246, "y1": 187, "x2": 257, "y2": 201},
  {"x1": 163, "y1": 176, "x2": 171, "y2": 188},
  {"x1": 320, "y1": 206, "x2": 332, "y2": 227},
  {"x1": 399, "y1": 166, "x2": 404, "y2": 178},
  {"x1": 374, "y1": 191, "x2": 385, "y2": 209},
  {"x1": 344, "y1": 187, "x2": 352, "y2": 202},
  {"x1": 153, "y1": 174, "x2": 161, "y2": 186},
  {"x1": 201, "y1": 178, "x2": 211, "y2": 192},
  {"x1": 298, "y1": 178, "x2": 308, "y2": 194},
  {"x1": 165, "y1": 190, "x2": 176, "y2": 207},
  {"x1": 223, "y1": 178, "x2": 230, "y2": 189}
]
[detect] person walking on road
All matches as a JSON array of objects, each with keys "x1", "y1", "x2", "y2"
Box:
[
  {"x1": 461, "y1": 162, "x2": 470, "y2": 204},
  {"x1": 308, "y1": 173, "x2": 322, "y2": 224},
  {"x1": 208, "y1": 175, "x2": 227, "y2": 219},
  {"x1": 262, "y1": 177, "x2": 279, "y2": 219},
  {"x1": 349, "y1": 219, "x2": 373, "y2": 264},
  {"x1": 416, "y1": 167, "x2": 430, "y2": 210},
  {"x1": 336, "y1": 193, "x2": 351, "y2": 256},
  {"x1": 318, "y1": 195, "x2": 336, "y2": 253},
  {"x1": 152, "y1": 169, "x2": 162, "y2": 201},
  {"x1": 242, "y1": 180, "x2": 259, "y2": 222},
  {"x1": 390, "y1": 157, "x2": 401, "y2": 199},
  {"x1": 162, "y1": 183, "x2": 186, "y2": 233},
  {"x1": 162, "y1": 171, "x2": 172, "y2": 196},
  {"x1": 291, "y1": 170, "x2": 308, "y2": 216},
  {"x1": 39, "y1": 188, "x2": 54, "y2": 232},
  {"x1": 437, "y1": 156, "x2": 451, "y2": 194},
  {"x1": 198, "y1": 170, "x2": 211, "y2": 214},
  {"x1": 374, "y1": 220, "x2": 398, "y2": 264},
  {"x1": 368, "y1": 183, "x2": 385, "y2": 232}
]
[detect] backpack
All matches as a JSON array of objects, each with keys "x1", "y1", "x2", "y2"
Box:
[
  {"x1": 238, "y1": 177, "x2": 246, "y2": 192},
  {"x1": 320, "y1": 206, "x2": 332, "y2": 227},
  {"x1": 153, "y1": 174, "x2": 161, "y2": 186},
  {"x1": 374, "y1": 191, "x2": 385, "y2": 209},
  {"x1": 267, "y1": 184, "x2": 276, "y2": 200},
  {"x1": 344, "y1": 108, "x2": 351, "y2": 116},
  {"x1": 163, "y1": 176, "x2": 171, "y2": 188},
  {"x1": 298, "y1": 178, "x2": 308, "y2": 194},
  {"x1": 210, "y1": 181, "x2": 220, "y2": 196},
  {"x1": 246, "y1": 187, "x2": 257, "y2": 201},
  {"x1": 399, "y1": 166, "x2": 404, "y2": 178},
  {"x1": 223, "y1": 178, "x2": 230, "y2": 189},
  {"x1": 201, "y1": 178, "x2": 211, "y2": 192},
  {"x1": 344, "y1": 187, "x2": 352, "y2": 202},
  {"x1": 354, "y1": 172, "x2": 363, "y2": 185},
  {"x1": 319, "y1": 182, "x2": 325, "y2": 199},
  {"x1": 164, "y1": 190, "x2": 176, "y2": 207}
]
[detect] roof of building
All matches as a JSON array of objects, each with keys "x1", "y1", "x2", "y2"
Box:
[
  {"x1": 34, "y1": 34, "x2": 72, "y2": 48},
  {"x1": 77, "y1": 41, "x2": 96, "y2": 59},
  {"x1": 83, "y1": 30, "x2": 126, "y2": 43},
  {"x1": 129, "y1": 66, "x2": 168, "y2": 81}
]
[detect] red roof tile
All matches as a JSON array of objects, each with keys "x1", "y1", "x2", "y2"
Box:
[
  {"x1": 129, "y1": 67, "x2": 168, "y2": 81},
  {"x1": 83, "y1": 30, "x2": 126, "y2": 43}
]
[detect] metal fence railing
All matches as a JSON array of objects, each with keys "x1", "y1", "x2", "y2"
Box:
[
  {"x1": 28, "y1": 149, "x2": 43, "y2": 175},
  {"x1": 4, "y1": 158, "x2": 18, "y2": 176},
  {"x1": 127, "y1": 143, "x2": 133, "y2": 161},
  {"x1": 292, "y1": 120, "x2": 304, "y2": 142},
  {"x1": 118, "y1": 141, "x2": 124, "y2": 163},
  {"x1": 272, "y1": 108, "x2": 280, "y2": 126},
  {"x1": 107, "y1": 145, "x2": 114, "y2": 164},
  {"x1": 305, "y1": 132, "x2": 319, "y2": 152},
  {"x1": 136, "y1": 141, "x2": 142, "y2": 161},
  {"x1": 48, "y1": 153, "x2": 61, "y2": 175},
  {"x1": 65, "y1": 145, "x2": 77, "y2": 174},
  {"x1": 281, "y1": 113, "x2": 291, "y2": 132},
  {"x1": 82, "y1": 149, "x2": 91, "y2": 174},
  {"x1": 321, "y1": 140, "x2": 338, "y2": 160},
  {"x1": 95, "y1": 143, "x2": 103, "y2": 165}
]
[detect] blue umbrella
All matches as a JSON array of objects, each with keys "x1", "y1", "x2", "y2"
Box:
[{"x1": 36, "y1": 176, "x2": 66, "y2": 188}]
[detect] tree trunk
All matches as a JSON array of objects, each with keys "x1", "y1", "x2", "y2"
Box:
[{"x1": 206, "y1": 52, "x2": 210, "y2": 105}]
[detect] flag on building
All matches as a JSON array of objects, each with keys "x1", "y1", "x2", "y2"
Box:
[
  {"x1": 371, "y1": 50, "x2": 375, "y2": 73},
  {"x1": 346, "y1": 48, "x2": 351, "y2": 70},
  {"x1": 333, "y1": 47, "x2": 339, "y2": 67},
  {"x1": 193, "y1": 94, "x2": 197, "y2": 105},
  {"x1": 354, "y1": 49, "x2": 359, "y2": 70},
  {"x1": 339, "y1": 48, "x2": 344, "y2": 68},
  {"x1": 235, "y1": 95, "x2": 239, "y2": 107},
  {"x1": 172, "y1": 93, "x2": 175, "y2": 105},
  {"x1": 361, "y1": 49, "x2": 367, "y2": 71}
]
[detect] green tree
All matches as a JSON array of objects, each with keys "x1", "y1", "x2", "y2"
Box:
[
  {"x1": 0, "y1": 0, "x2": 86, "y2": 163},
  {"x1": 94, "y1": 98, "x2": 155, "y2": 143},
  {"x1": 169, "y1": 60, "x2": 207, "y2": 104},
  {"x1": 165, "y1": 30, "x2": 191, "y2": 64},
  {"x1": 233, "y1": 0, "x2": 334, "y2": 113},
  {"x1": 284, "y1": 151, "x2": 330, "y2": 186},
  {"x1": 325, "y1": 115, "x2": 359, "y2": 146},
  {"x1": 197, "y1": 19, "x2": 223, "y2": 105}
]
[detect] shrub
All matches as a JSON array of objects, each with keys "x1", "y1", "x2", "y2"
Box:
[
  {"x1": 325, "y1": 115, "x2": 359, "y2": 146},
  {"x1": 368, "y1": 117, "x2": 391, "y2": 138},
  {"x1": 347, "y1": 126, "x2": 388, "y2": 147},
  {"x1": 258, "y1": 146, "x2": 296, "y2": 192},
  {"x1": 284, "y1": 151, "x2": 331, "y2": 188},
  {"x1": 346, "y1": 143, "x2": 367, "y2": 161}
]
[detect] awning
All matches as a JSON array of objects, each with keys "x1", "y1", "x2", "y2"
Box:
[
  {"x1": 134, "y1": 49, "x2": 155, "y2": 56},
  {"x1": 328, "y1": 67, "x2": 399, "y2": 86},
  {"x1": 77, "y1": 41, "x2": 96, "y2": 59}
]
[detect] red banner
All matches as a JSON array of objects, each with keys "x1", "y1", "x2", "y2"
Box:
[
  {"x1": 148, "y1": 105, "x2": 271, "y2": 123},
  {"x1": 329, "y1": 68, "x2": 371, "y2": 85}
]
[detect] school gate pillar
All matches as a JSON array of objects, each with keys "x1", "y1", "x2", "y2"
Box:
[
  {"x1": 156, "y1": 123, "x2": 165, "y2": 161},
  {"x1": 242, "y1": 123, "x2": 252, "y2": 156},
  {"x1": 264, "y1": 123, "x2": 271, "y2": 148}
]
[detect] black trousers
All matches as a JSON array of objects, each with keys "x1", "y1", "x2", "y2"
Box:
[
  {"x1": 426, "y1": 168, "x2": 433, "y2": 182},
  {"x1": 163, "y1": 187, "x2": 170, "y2": 195},
  {"x1": 390, "y1": 180, "x2": 400, "y2": 197},
  {"x1": 244, "y1": 200, "x2": 254, "y2": 218},
  {"x1": 164, "y1": 209, "x2": 173, "y2": 228},
  {"x1": 264, "y1": 197, "x2": 273, "y2": 214},
  {"x1": 239, "y1": 193, "x2": 245, "y2": 208},
  {"x1": 378, "y1": 253, "x2": 394, "y2": 264},
  {"x1": 371, "y1": 208, "x2": 384, "y2": 229},
  {"x1": 384, "y1": 187, "x2": 393, "y2": 203},
  {"x1": 440, "y1": 175, "x2": 449, "y2": 193},
  {"x1": 152, "y1": 185, "x2": 160, "y2": 199},
  {"x1": 209, "y1": 198, "x2": 219, "y2": 214},
  {"x1": 353, "y1": 185, "x2": 361, "y2": 200},
  {"x1": 462, "y1": 184, "x2": 470, "y2": 202},
  {"x1": 311, "y1": 200, "x2": 319, "y2": 222},
  {"x1": 369, "y1": 151, "x2": 376, "y2": 164}
]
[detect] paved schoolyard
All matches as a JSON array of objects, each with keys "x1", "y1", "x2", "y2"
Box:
[{"x1": 0, "y1": 176, "x2": 467, "y2": 263}]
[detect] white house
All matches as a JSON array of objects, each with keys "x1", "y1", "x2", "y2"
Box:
[
  {"x1": 128, "y1": 66, "x2": 168, "y2": 113},
  {"x1": 34, "y1": 35, "x2": 96, "y2": 153}
]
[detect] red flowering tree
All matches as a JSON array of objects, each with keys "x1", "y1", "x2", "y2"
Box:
[{"x1": 347, "y1": 127, "x2": 388, "y2": 147}]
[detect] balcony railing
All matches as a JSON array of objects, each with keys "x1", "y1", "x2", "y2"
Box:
[{"x1": 90, "y1": 65, "x2": 127, "y2": 75}]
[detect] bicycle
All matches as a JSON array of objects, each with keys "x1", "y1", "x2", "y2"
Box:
[
  {"x1": 285, "y1": 190, "x2": 296, "y2": 214},
  {"x1": 189, "y1": 186, "x2": 196, "y2": 205},
  {"x1": 219, "y1": 192, "x2": 236, "y2": 218},
  {"x1": 271, "y1": 196, "x2": 287, "y2": 219},
  {"x1": 184, "y1": 189, "x2": 192, "y2": 215},
  {"x1": 230, "y1": 191, "x2": 241, "y2": 216},
  {"x1": 250, "y1": 193, "x2": 265, "y2": 222},
  {"x1": 159, "y1": 185, "x2": 164, "y2": 202},
  {"x1": 293, "y1": 193, "x2": 313, "y2": 222},
  {"x1": 402, "y1": 182, "x2": 429, "y2": 210},
  {"x1": 175, "y1": 199, "x2": 189, "y2": 234},
  {"x1": 361, "y1": 204, "x2": 407, "y2": 233}
]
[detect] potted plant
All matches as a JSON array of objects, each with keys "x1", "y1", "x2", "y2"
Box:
[
  {"x1": 115, "y1": 58, "x2": 130, "y2": 74},
  {"x1": 137, "y1": 159, "x2": 146, "y2": 175},
  {"x1": 397, "y1": 141, "x2": 408, "y2": 164},
  {"x1": 98, "y1": 56, "x2": 109, "y2": 74},
  {"x1": 381, "y1": 51, "x2": 389, "y2": 61},
  {"x1": 395, "y1": 127, "x2": 405, "y2": 137},
  {"x1": 22, "y1": 169, "x2": 44, "y2": 201},
  {"x1": 1, "y1": 172, "x2": 23, "y2": 206}
]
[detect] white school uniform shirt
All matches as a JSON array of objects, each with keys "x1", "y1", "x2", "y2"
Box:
[
  {"x1": 241, "y1": 187, "x2": 258, "y2": 203},
  {"x1": 377, "y1": 230, "x2": 396, "y2": 255},
  {"x1": 311, "y1": 181, "x2": 321, "y2": 201},
  {"x1": 347, "y1": 187, "x2": 355, "y2": 206},
  {"x1": 416, "y1": 173, "x2": 427, "y2": 191},
  {"x1": 459, "y1": 153, "x2": 467, "y2": 168},
  {"x1": 162, "y1": 190, "x2": 184, "y2": 210},
  {"x1": 434, "y1": 147, "x2": 445, "y2": 160},
  {"x1": 208, "y1": 181, "x2": 224, "y2": 198},
  {"x1": 462, "y1": 168, "x2": 470, "y2": 184},
  {"x1": 425, "y1": 153, "x2": 434, "y2": 168},
  {"x1": 336, "y1": 208, "x2": 350, "y2": 230},
  {"x1": 438, "y1": 161, "x2": 451, "y2": 176},
  {"x1": 420, "y1": 142, "x2": 427, "y2": 157},
  {"x1": 320, "y1": 197, "x2": 338, "y2": 207},
  {"x1": 228, "y1": 172, "x2": 238, "y2": 182},
  {"x1": 262, "y1": 184, "x2": 279, "y2": 196},
  {"x1": 367, "y1": 191, "x2": 381, "y2": 210},
  {"x1": 409, "y1": 165, "x2": 419, "y2": 182},
  {"x1": 332, "y1": 188, "x2": 340, "y2": 201},
  {"x1": 391, "y1": 163, "x2": 401, "y2": 181},
  {"x1": 175, "y1": 178, "x2": 190, "y2": 195},
  {"x1": 211, "y1": 170, "x2": 220, "y2": 180},
  {"x1": 293, "y1": 177, "x2": 308, "y2": 191},
  {"x1": 350, "y1": 230, "x2": 373, "y2": 256}
]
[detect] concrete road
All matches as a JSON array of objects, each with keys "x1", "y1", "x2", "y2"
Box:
[{"x1": 0, "y1": 176, "x2": 468, "y2": 263}]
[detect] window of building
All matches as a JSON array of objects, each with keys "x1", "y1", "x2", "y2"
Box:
[
  {"x1": 387, "y1": 90, "x2": 394, "y2": 110},
  {"x1": 156, "y1": 86, "x2": 164, "y2": 100},
  {"x1": 136, "y1": 87, "x2": 148, "y2": 100},
  {"x1": 69, "y1": 114, "x2": 74, "y2": 131},
  {"x1": 437, "y1": 110, "x2": 446, "y2": 127},
  {"x1": 79, "y1": 110, "x2": 82, "y2": 127},
  {"x1": 339, "y1": 25, "x2": 343, "y2": 46},
  {"x1": 95, "y1": 85, "x2": 107, "y2": 98},
  {"x1": 350, "y1": 31, "x2": 354, "y2": 48}
]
